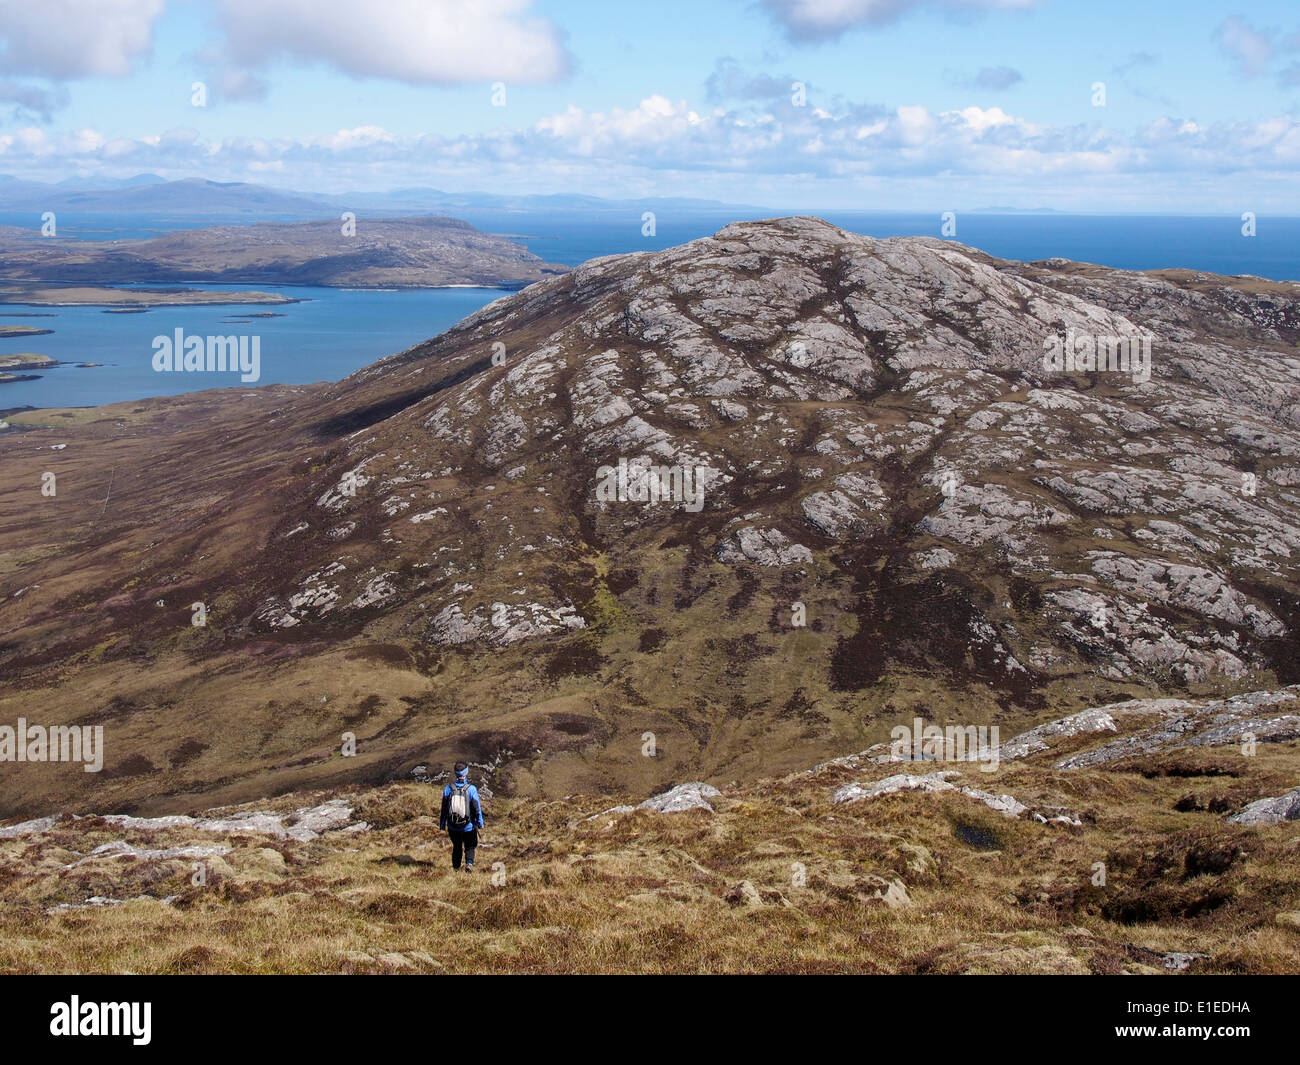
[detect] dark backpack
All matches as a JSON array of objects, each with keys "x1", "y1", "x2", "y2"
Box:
[{"x1": 447, "y1": 783, "x2": 473, "y2": 829}]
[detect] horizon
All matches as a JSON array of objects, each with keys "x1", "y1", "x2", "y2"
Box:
[
  {"x1": 4, "y1": 173, "x2": 1300, "y2": 220},
  {"x1": 0, "y1": 1, "x2": 1296, "y2": 213}
]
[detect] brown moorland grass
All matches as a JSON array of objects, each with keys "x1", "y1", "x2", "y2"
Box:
[{"x1": 1, "y1": 733, "x2": 1297, "y2": 974}]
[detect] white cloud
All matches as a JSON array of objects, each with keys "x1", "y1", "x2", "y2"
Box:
[
  {"x1": 214, "y1": 0, "x2": 569, "y2": 85},
  {"x1": 950, "y1": 105, "x2": 1015, "y2": 132},
  {"x1": 209, "y1": 64, "x2": 270, "y2": 103},
  {"x1": 3, "y1": 94, "x2": 1300, "y2": 210},
  {"x1": 705, "y1": 58, "x2": 804, "y2": 103},
  {"x1": 0, "y1": 126, "x2": 54, "y2": 156},
  {"x1": 537, "y1": 95, "x2": 695, "y2": 148},
  {"x1": 895, "y1": 104, "x2": 934, "y2": 145},
  {"x1": 1214, "y1": 15, "x2": 1276, "y2": 78},
  {"x1": 0, "y1": 80, "x2": 69, "y2": 122},
  {"x1": 0, "y1": 0, "x2": 568, "y2": 93},
  {"x1": 308, "y1": 125, "x2": 397, "y2": 151},
  {"x1": 66, "y1": 128, "x2": 106, "y2": 153},
  {"x1": 952, "y1": 65, "x2": 1023, "y2": 91},
  {"x1": 761, "y1": 0, "x2": 1037, "y2": 41},
  {"x1": 0, "y1": 0, "x2": 164, "y2": 78}
]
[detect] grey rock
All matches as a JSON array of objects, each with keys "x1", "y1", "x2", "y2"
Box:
[
  {"x1": 833, "y1": 770, "x2": 1059, "y2": 822},
  {"x1": 862, "y1": 875, "x2": 913, "y2": 910},
  {"x1": 1056, "y1": 687, "x2": 1300, "y2": 769},
  {"x1": 72, "y1": 842, "x2": 231, "y2": 866},
  {"x1": 638, "y1": 781, "x2": 723, "y2": 813},
  {"x1": 1227, "y1": 786, "x2": 1300, "y2": 825},
  {"x1": 1161, "y1": 952, "x2": 1208, "y2": 971},
  {"x1": 717, "y1": 525, "x2": 813, "y2": 567},
  {"x1": 0, "y1": 815, "x2": 58, "y2": 839},
  {"x1": 833, "y1": 771, "x2": 962, "y2": 804},
  {"x1": 998, "y1": 707, "x2": 1121, "y2": 760},
  {"x1": 725, "y1": 880, "x2": 765, "y2": 908}
]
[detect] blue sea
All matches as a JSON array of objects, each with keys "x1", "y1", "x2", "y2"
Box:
[
  {"x1": 464, "y1": 209, "x2": 1300, "y2": 281},
  {"x1": 3, "y1": 209, "x2": 1298, "y2": 412}
]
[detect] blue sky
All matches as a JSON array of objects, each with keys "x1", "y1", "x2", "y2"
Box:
[{"x1": 0, "y1": 0, "x2": 1297, "y2": 211}]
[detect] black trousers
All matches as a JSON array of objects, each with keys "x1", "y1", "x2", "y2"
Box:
[{"x1": 450, "y1": 828, "x2": 478, "y2": 869}]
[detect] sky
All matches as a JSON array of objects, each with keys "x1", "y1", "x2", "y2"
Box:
[{"x1": 0, "y1": 0, "x2": 1297, "y2": 211}]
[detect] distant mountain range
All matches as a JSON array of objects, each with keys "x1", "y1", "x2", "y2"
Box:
[
  {"x1": 0, "y1": 176, "x2": 344, "y2": 217},
  {"x1": 968, "y1": 206, "x2": 1063, "y2": 214},
  {"x1": 0, "y1": 175, "x2": 1076, "y2": 223},
  {"x1": 0, "y1": 174, "x2": 768, "y2": 219}
]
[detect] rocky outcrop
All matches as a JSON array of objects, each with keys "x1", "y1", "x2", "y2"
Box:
[
  {"x1": 639, "y1": 782, "x2": 723, "y2": 814},
  {"x1": 585, "y1": 780, "x2": 725, "y2": 820},
  {"x1": 0, "y1": 799, "x2": 369, "y2": 843},
  {"x1": 831, "y1": 770, "x2": 1051, "y2": 821},
  {"x1": 997, "y1": 707, "x2": 1122, "y2": 760},
  {"x1": 1228, "y1": 786, "x2": 1300, "y2": 825},
  {"x1": 425, "y1": 600, "x2": 586, "y2": 646},
  {"x1": 716, "y1": 525, "x2": 812, "y2": 567},
  {"x1": 1052, "y1": 687, "x2": 1300, "y2": 770}
]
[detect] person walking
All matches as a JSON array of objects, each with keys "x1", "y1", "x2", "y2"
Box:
[{"x1": 439, "y1": 761, "x2": 484, "y2": 872}]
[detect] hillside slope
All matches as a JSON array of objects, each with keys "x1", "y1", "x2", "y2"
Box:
[
  {"x1": 1, "y1": 217, "x2": 1299, "y2": 818},
  {"x1": 1, "y1": 689, "x2": 1297, "y2": 974}
]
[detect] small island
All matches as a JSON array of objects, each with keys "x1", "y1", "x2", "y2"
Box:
[
  {"x1": 0, "y1": 352, "x2": 57, "y2": 383},
  {"x1": 0, "y1": 352, "x2": 57, "y2": 370},
  {"x1": 1, "y1": 284, "x2": 298, "y2": 308},
  {"x1": 0, "y1": 324, "x2": 54, "y2": 337}
]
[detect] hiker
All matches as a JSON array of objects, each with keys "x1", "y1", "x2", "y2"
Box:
[{"x1": 439, "y1": 761, "x2": 484, "y2": 871}]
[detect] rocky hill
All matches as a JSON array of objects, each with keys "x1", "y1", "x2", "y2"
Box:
[{"x1": 1, "y1": 217, "x2": 1298, "y2": 822}]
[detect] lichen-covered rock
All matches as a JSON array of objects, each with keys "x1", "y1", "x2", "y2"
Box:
[
  {"x1": 1227, "y1": 786, "x2": 1300, "y2": 825},
  {"x1": 1055, "y1": 687, "x2": 1300, "y2": 769},
  {"x1": 639, "y1": 782, "x2": 723, "y2": 813},
  {"x1": 717, "y1": 525, "x2": 813, "y2": 567}
]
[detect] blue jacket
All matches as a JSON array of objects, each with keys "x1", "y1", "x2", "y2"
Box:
[{"x1": 439, "y1": 781, "x2": 484, "y2": 832}]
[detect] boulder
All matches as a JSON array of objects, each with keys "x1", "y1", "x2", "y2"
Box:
[
  {"x1": 639, "y1": 782, "x2": 723, "y2": 813},
  {"x1": 1227, "y1": 786, "x2": 1300, "y2": 825}
]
